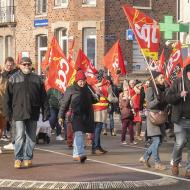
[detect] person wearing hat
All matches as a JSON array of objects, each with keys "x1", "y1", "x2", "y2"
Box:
[
  {"x1": 58, "y1": 70, "x2": 98, "y2": 163},
  {"x1": 166, "y1": 64, "x2": 190, "y2": 178},
  {"x1": 3, "y1": 57, "x2": 50, "y2": 168},
  {"x1": 139, "y1": 70, "x2": 167, "y2": 170}
]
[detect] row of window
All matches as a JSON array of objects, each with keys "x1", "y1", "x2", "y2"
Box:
[
  {"x1": 0, "y1": 27, "x2": 96, "y2": 74},
  {"x1": 36, "y1": 0, "x2": 97, "y2": 15}
]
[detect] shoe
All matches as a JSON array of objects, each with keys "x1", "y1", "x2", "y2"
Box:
[
  {"x1": 14, "y1": 160, "x2": 22, "y2": 169},
  {"x1": 73, "y1": 156, "x2": 87, "y2": 163},
  {"x1": 139, "y1": 157, "x2": 151, "y2": 168},
  {"x1": 111, "y1": 129, "x2": 116, "y2": 136},
  {"x1": 171, "y1": 163, "x2": 179, "y2": 176},
  {"x1": 170, "y1": 160, "x2": 182, "y2": 167},
  {"x1": 0, "y1": 136, "x2": 9, "y2": 142},
  {"x1": 92, "y1": 149, "x2": 104, "y2": 155},
  {"x1": 23, "y1": 160, "x2": 32, "y2": 168},
  {"x1": 102, "y1": 129, "x2": 107, "y2": 135},
  {"x1": 185, "y1": 171, "x2": 190, "y2": 179},
  {"x1": 99, "y1": 147, "x2": 108, "y2": 154},
  {"x1": 56, "y1": 135, "x2": 64, "y2": 141},
  {"x1": 80, "y1": 155, "x2": 87, "y2": 163},
  {"x1": 130, "y1": 141, "x2": 138, "y2": 145},
  {"x1": 3, "y1": 143, "x2": 14, "y2": 150},
  {"x1": 136, "y1": 136, "x2": 143, "y2": 141},
  {"x1": 121, "y1": 141, "x2": 127, "y2": 145},
  {"x1": 155, "y1": 163, "x2": 166, "y2": 170}
]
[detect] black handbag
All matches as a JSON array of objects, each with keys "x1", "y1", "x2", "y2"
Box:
[{"x1": 149, "y1": 111, "x2": 167, "y2": 125}]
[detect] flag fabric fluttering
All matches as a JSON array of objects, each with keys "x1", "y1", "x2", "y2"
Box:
[
  {"x1": 123, "y1": 4, "x2": 160, "y2": 61},
  {"x1": 75, "y1": 49, "x2": 98, "y2": 85},
  {"x1": 103, "y1": 40, "x2": 126, "y2": 85},
  {"x1": 158, "y1": 49, "x2": 165, "y2": 74},
  {"x1": 67, "y1": 38, "x2": 75, "y2": 66},
  {"x1": 41, "y1": 36, "x2": 74, "y2": 93},
  {"x1": 166, "y1": 42, "x2": 183, "y2": 82}
]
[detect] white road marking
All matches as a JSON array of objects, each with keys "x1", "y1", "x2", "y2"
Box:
[{"x1": 35, "y1": 147, "x2": 190, "y2": 183}]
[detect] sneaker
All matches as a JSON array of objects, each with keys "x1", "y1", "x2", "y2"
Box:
[
  {"x1": 23, "y1": 160, "x2": 32, "y2": 168},
  {"x1": 0, "y1": 136, "x2": 9, "y2": 142},
  {"x1": 111, "y1": 129, "x2": 116, "y2": 136},
  {"x1": 130, "y1": 141, "x2": 138, "y2": 145},
  {"x1": 155, "y1": 163, "x2": 166, "y2": 170},
  {"x1": 170, "y1": 159, "x2": 182, "y2": 167},
  {"x1": 121, "y1": 141, "x2": 127, "y2": 145},
  {"x1": 56, "y1": 135, "x2": 64, "y2": 141},
  {"x1": 139, "y1": 156, "x2": 151, "y2": 168},
  {"x1": 4, "y1": 143, "x2": 14, "y2": 150},
  {"x1": 136, "y1": 136, "x2": 143, "y2": 141},
  {"x1": 99, "y1": 147, "x2": 108, "y2": 154},
  {"x1": 92, "y1": 149, "x2": 104, "y2": 155},
  {"x1": 102, "y1": 129, "x2": 107, "y2": 135},
  {"x1": 171, "y1": 163, "x2": 179, "y2": 176},
  {"x1": 14, "y1": 160, "x2": 22, "y2": 169}
]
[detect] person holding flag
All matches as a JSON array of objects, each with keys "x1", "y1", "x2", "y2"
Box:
[
  {"x1": 58, "y1": 70, "x2": 99, "y2": 163},
  {"x1": 92, "y1": 70, "x2": 118, "y2": 155},
  {"x1": 166, "y1": 64, "x2": 190, "y2": 178}
]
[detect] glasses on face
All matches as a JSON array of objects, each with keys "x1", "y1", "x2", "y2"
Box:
[{"x1": 21, "y1": 62, "x2": 32, "y2": 67}]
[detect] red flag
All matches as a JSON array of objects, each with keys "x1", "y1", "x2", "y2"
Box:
[
  {"x1": 183, "y1": 56, "x2": 190, "y2": 68},
  {"x1": 103, "y1": 40, "x2": 126, "y2": 85},
  {"x1": 123, "y1": 4, "x2": 160, "y2": 60},
  {"x1": 75, "y1": 49, "x2": 98, "y2": 85},
  {"x1": 158, "y1": 49, "x2": 165, "y2": 74},
  {"x1": 166, "y1": 42, "x2": 183, "y2": 82},
  {"x1": 41, "y1": 36, "x2": 74, "y2": 93}
]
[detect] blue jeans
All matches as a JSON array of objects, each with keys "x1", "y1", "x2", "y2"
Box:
[
  {"x1": 103, "y1": 113, "x2": 114, "y2": 131},
  {"x1": 14, "y1": 120, "x2": 37, "y2": 161},
  {"x1": 49, "y1": 107, "x2": 61, "y2": 136},
  {"x1": 143, "y1": 136, "x2": 162, "y2": 164},
  {"x1": 173, "y1": 120, "x2": 190, "y2": 171},
  {"x1": 92, "y1": 122, "x2": 103, "y2": 150},
  {"x1": 73, "y1": 131, "x2": 85, "y2": 157}
]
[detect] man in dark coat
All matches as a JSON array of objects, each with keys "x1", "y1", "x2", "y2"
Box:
[
  {"x1": 58, "y1": 70, "x2": 98, "y2": 163},
  {"x1": 166, "y1": 64, "x2": 190, "y2": 178},
  {"x1": 4, "y1": 57, "x2": 49, "y2": 169}
]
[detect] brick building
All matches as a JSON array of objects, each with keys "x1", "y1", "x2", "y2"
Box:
[{"x1": 0, "y1": 0, "x2": 177, "y2": 78}]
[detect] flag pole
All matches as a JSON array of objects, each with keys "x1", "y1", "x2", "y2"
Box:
[{"x1": 140, "y1": 49, "x2": 159, "y2": 95}]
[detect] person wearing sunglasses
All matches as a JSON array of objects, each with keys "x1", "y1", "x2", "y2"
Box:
[{"x1": 4, "y1": 57, "x2": 49, "y2": 169}]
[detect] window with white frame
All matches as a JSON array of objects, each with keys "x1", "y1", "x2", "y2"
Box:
[
  {"x1": 0, "y1": 36, "x2": 3, "y2": 64},
  {"x1": 5, "y1": 35, "x2": 13, "y2": 58},
  {"x1": 55, "y1": 0, "x2": 68, "y2": 7},
  {"x1": 37, "y1": 35, "x2": 47, "y2": 74},
  {"x1": 133, "y1": 0, "x2": 152, "y2": 9},
  {"x1": 36, "y1": 0, "x2": 47, "y2": 15},
  {"x1": 83, "y1": 28, "x2": 96, "y2": 67},
  {"x1": 55, "y1": 28, "x2": 68, "y2": 56},
  {"x1": 82, "y1": 0, "x2": 96, "y2": 6}
]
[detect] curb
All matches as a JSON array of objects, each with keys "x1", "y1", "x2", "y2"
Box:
[{"x1": 0, "y1": 177, "x2": 178, "y2": 190}]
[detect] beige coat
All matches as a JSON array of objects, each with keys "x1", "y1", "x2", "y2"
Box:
[
  {"x1": 94, "y1": 82, "x2": 118, "y2": 123},
  {"x1": 0, "y1": 75, "x2": 7, "y2": 115}
]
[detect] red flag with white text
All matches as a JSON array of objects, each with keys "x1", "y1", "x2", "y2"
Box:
[
  {"x1": 41, "y1": 36, "x2": 74, "y2": 92},
  {"x1": 75, "y1": 49, "x2": 98, "y2": 85},
  {"x1": 166, "y1": 42, "x2": 183, "y2": 82},
  {"x1": 123, "y1": 4, "x2": 160, "y2": 60},
  {"x1": 103, "y1": 40, "x2": 126, "y2": 85}
]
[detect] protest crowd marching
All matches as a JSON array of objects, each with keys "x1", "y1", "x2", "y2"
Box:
[{"x1": 0, "y1": 4, "x2": 190, "y2": 179}]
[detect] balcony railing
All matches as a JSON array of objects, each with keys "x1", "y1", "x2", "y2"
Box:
[{"x1": 0, "y1": 6, "x2": 15, "y2": 24}]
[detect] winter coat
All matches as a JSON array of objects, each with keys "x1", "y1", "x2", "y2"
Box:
[
  {"x1": 58, "y1": 83, "x2": 98, "y2": 133},
  {"x1": 165, "y1": 67, "x2": 190, "y2": 123},
  {"x1": 0, "y1": 74, "x2": 7, "y2": 116},
  {"x1": 145, "y1": 82, "x2": 167, "y2": 137},
  {"x1": 4, "y1": 70, "x2": 50, "y2": 121},
  {"x1": 119, "y1": 92, "x2": 133, "y2": 120},
  {"x1": 47, "y1": 88, "x2": 63, "y2": 110}
]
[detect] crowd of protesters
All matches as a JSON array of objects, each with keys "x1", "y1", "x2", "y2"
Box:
[{"x1": 0, "y1": 56, "x2": 190, "y2": 178}]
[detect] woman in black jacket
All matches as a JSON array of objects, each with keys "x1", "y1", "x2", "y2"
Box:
[{"x1": 58, "y1": 70, "x2": 98, "y2": 163}]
